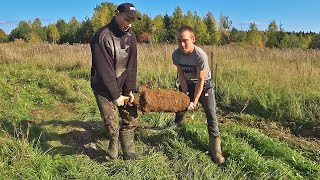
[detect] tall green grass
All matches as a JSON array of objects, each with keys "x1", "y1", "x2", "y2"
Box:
[
  {"x1": 181, "y1": 119, "x2": 320, "y2": 179},
  {"x1": 1, "y1": 42, "x2": 319, "y2": 131},
  {"x1": 207, "y1": 46, "x2": 320, "y2": 134},
  {"x1": 0, "y1": 42, "x2": 319, "y2": 179}
]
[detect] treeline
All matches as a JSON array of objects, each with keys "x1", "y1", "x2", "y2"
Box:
[{"x1": 0, "y1": 2, "x2": 320, "y2": 49}]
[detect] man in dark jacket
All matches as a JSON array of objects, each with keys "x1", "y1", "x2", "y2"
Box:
[{"x1": 90, "y1": 3, "x2": 141, "y2": 161}]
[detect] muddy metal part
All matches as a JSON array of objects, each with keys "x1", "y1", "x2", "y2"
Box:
[{"x1": 131, "y1": 89, "x2": 190, "y2": 113}]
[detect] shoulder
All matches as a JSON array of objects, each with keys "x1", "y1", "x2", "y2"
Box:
[
  {"x1": 172, "y1": 48, "x2": 180, "y2": 58},
  {"x1": 193, "y1": 46, "x2": 209, "y2": 67},
  {"x1": 93, "y1": 26, "x2": 112, "y2": 43},
  {"x1": 194, "y1": 46, "x2": 208, "y2": 61},
  {"x1": 172, "y1": 48, "x2": 180, "y2": 55},
  {"x1": 194, "y1": 46, "x2": 208, "y2": 58},
  {"x1": 172, "y1": 48, "x2": 180, "y2": 65}
]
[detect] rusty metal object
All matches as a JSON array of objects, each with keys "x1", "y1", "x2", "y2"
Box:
[{"x1": 131, "y1": 89, "x2": 190, "y2": 113}]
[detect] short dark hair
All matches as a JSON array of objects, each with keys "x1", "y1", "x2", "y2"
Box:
[{"x1": 178, "y1": 25, "x2": 195, "y2": 38}]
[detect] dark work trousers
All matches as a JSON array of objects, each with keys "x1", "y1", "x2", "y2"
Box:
[
  {"x1": 175, "y1": 84, "x2": 220, "y2": 137},
  {"x1": 93, "y1": 91, "x2": 138, "y2": 138}
]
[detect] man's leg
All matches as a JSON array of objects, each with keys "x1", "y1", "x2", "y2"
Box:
[
  {"x1": 94, "y1": 91, "x2": 119, "y2": 161},
  {"x1": 199, "y1": 88, "x2": 225, "y2": 165},
  {"x1": 118, "y1": 105, "x2": 139, "y2": 160}
]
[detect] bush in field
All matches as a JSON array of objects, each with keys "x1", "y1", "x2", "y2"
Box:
[
  {"x1": 308, "y1": 34, "x2": 320, "y2": 49},
  {"x1": 0, "y1": 29, "x2": 8, "y2": 43}
]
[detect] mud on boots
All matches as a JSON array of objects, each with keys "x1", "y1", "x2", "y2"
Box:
[
  {"x1": 209, "y1": 135, "x2": 225, "y2": 165},
  {"x1": 120, "y1": 128, "x2": 138, "y2": 160},
  {"x1": 105, "y1": 129, "x2": 119, "y2": 161}
]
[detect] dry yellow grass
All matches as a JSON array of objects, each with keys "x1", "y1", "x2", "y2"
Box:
[
  {"x1": 1, "y1": 42, "x2": 319, "y2": 125},
  {"x1": 0, "y1": 42, "x2": 90, "y2": 70}
]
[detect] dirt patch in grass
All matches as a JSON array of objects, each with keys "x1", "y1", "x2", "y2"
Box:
[
  {"x1": 133, "y1": 89, "x2": 190, "y2": 113},
  {"x1": 30, "y1": 103, "x2": 77, "y2": 121},
  {"x1": 220, "y1": 115, "x2": 320, "y2": 144},
  {"x1": 33, "y1": 119, "x2": 107, "y2": 161}
]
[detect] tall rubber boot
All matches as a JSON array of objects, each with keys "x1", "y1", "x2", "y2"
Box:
[
  {"x1": 209, "y1": 136, "x2": 225, "y2": 165},
  {"x1": 174, "y1": 111, "x2": 185, "y2": 124},
  {"x1": 105, "y1": 131, "x2": 119, "y2": 161},
  {"x1": 120, "y1": 129, "x2": 138, "y2": 160}
]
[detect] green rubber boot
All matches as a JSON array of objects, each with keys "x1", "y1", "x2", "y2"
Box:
[
  {"x1": 105, "y1": 131, "x2": 119, "y2": 161},
  {"x1": 209, "y1": 136, "x2": 225, "y2": 165},
  {"x1": 120, "y1": 129, "x2": 138, "y2": 160}
]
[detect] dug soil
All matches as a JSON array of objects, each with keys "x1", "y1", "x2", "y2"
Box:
[{"x1": 132, "y1": 88, "x2": 190, "y2": 113}]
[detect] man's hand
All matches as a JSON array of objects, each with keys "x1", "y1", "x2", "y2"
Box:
[
  {"x1": 113, "y1": 95, "x2": 130, "y2": 106},
  {"x1": 128, "y1": 91, "x2": 134, "y2": 103},
  {"x1": 187, "y1": 102, "x2": 197, "y2": 111}
]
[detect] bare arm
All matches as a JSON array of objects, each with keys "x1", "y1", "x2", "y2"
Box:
[
  {"x1": 177, "y1": 66, "x2": 188, "y2": 94},
  {"x1": 193, "y1": 69, "x2": 207, "y2": 105}
]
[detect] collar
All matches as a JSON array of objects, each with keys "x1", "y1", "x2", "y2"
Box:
[
  {"x1": 107, "y1": 17, "x2": 129, "y2": 38},
  {"x1": 180, "y1": 46, "x2": 195, "y2": 56}
]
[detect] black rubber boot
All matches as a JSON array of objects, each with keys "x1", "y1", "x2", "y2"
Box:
[
  {"x1": 209, "y1": 136, "x2": 225, "y2": 165},
  {"x1": 105, "y1": 131, "x2": 119, "y2": 161},
  {"x1": 120, "y1": 129, "x2": 138, "y2": 160},
  {"x1": 174, "y1": 111, "x2": 185, "y2": 124}
]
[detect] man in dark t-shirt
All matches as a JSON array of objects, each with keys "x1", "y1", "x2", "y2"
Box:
[
  {"x1": 172, "y1": 25, "x2": 225, "y2": 165},
  {"x1": 90, "y1": 3, "x2": 141, "y2": 161}
]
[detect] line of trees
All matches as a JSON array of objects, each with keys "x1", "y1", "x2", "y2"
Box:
[{"x1": 1, "y1": 2, "x2": 320, "y2": 49}]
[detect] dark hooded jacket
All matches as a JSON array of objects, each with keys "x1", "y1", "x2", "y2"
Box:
[{"x1": 90, "y1": 17, "x2": 138, "y2": 101}]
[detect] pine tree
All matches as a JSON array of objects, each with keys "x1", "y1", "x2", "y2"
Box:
[
  {"x1": 78, "y1": 18, "x2": 94, "y2": 43},
  {"x1": 204, "y1": 12, "x2": 218, "y2": 45},
  {"x1": 68, "y1": 17, "x2": 81, "y2": 44},
  {"x1": 30, "y1": 18, "x2": 46, "y2": 42},
  {"x1": 183, "y1": 10, "x2": 194, "y2": 27},
  {"x1": 308, "y1": 34, "x2": 320, "y2": 49},
  {"x1": 56, "y1": 19, "x2": 69, "y2": 43},
  {"x1": 163, "y1": 13, "x2": 175, "y2": 43},
  {"x1": 265, "y1": 20, "x2": 279, "y2": 48},
  {"x1": 8, "y1": 21, "x2": 32, "y2": 42},
  {"x1": 193, "y1": 12, "x2": 207, "y2": 44},
  {"x1": 172, "y1": 6, "x2": 184, "y2": 30}
]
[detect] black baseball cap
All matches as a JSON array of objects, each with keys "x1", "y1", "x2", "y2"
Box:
[{"x1": 116, "y1": 3, "x2": 141, "y2": 20}]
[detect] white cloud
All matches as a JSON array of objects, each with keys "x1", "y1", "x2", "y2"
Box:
[{"x1": 0, "y1": 19, "x2": 19, "y2": 25}]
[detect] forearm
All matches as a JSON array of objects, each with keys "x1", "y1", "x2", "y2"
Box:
[
  {"x1": 176, "y1": 66, "x2": 188, "y2": 94},
  {"x1": 179, "y1": 75, "x2": 188, "y2": 93},
  {"x1": 193, "y1": 79, "x2": 204, "y2": 104}
]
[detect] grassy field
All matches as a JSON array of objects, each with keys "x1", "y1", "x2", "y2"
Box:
[{"x1": 0, "y1": 42, "x2": 319, "y2": 179}]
